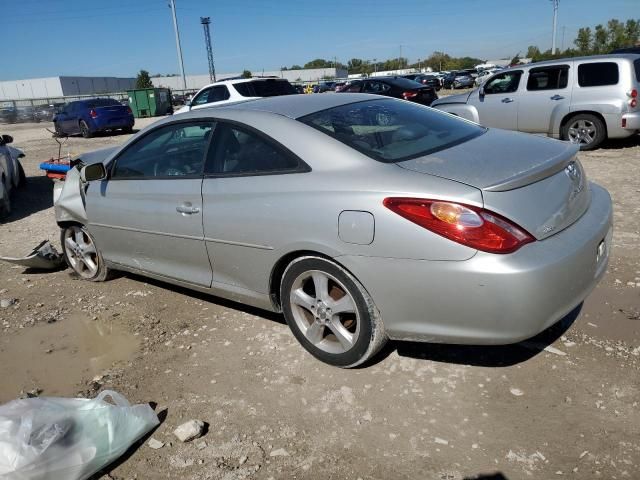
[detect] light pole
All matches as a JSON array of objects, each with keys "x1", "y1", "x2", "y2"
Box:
[
  {"x1": 551, "y1": 0, "x2": 559, "y2": 55},
  {"x1": 169, "y1": 0, "x2": 187, "y2": 90}
]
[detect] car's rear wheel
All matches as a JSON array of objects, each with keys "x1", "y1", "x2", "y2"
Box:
[
  {"x1": 79, "y1": 120, "x2": 93, "y2": 138},
  {"x1": 281, "y1": 256, "x2": 387, "y2": 368},
  {"x1": 61, "y1": 225, "x2": 109, "y2": 281},
  {"x1": 562, "y1": 113, "x2": 606, "y2": 151},
  {"x1": 0, "y1": 182, "x2": 10, "y2": 219},
  {"x1": 17, "y1": 162, "x2": 26, "y2": 187}
]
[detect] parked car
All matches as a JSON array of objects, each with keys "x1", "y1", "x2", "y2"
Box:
[
  {"x1": 412, "y1": 74, "x2": 443, "y2": 91},
  {"x1": 0, "y1": 108, "x2": 17, "y2": 124},
  {"x1": 0, "y1": 134, "x2": 26, "y2": 218},
  {"x1": 33, "y1": 104, "x2": 59, "y2": 122},
  {"x1": 338, "y1": 77, "x2": 438, "y2": 106},
  {"x1": 53, "y1": 98, "x2": 134, "y2": 138},
  {"x1": 432, "y1": 54, "x2": 640, "y2": 150},
  {"x1": 452, "y1": 73, "x2": 475, "y2": 89},
  {"x1": 474, "y1": 69, "x2": 497, "y2": 86},
  {"x1": 55, "y1": 94, "x2": 612, "y2": 367},
  {"x1": 174, "y1": 78, "x2": 296, "y2": 114},
  {"x1": 334, "y1": 81, "x2": 349, "y2": 92}
]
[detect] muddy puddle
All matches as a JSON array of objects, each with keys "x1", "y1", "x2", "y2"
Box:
[{"x1": 0, "y1": 314, "x2": 138, "y2": 403}]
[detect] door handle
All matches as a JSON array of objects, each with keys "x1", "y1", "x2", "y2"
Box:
[
  {"x1": 176, "y1": 204, "x2": 200, "y2": 215},
  {"x1": 501, "y1": 98, "x2": 514, "y2": 103},
  {"x1": 550, "y1": 94, "x2": 565, "y2": 100}
]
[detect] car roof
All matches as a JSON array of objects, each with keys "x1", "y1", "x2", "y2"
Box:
[
  {"x1": 181, "y1": 93, "x2": 384, "y2": 120},
  {"x1": 198, "y1": 77, "x2": 289, "y2": 89},
  {"x1": 503, "y1": 53, "x2": 640, "y2": 71}
]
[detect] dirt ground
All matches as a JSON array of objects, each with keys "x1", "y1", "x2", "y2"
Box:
[{"x1": 0, "y1": 113, "x2": 639, "y2": 480}]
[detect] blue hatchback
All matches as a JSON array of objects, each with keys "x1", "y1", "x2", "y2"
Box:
[{"x1": 53, "y1": 98, "x2": 135, "y2": 138}]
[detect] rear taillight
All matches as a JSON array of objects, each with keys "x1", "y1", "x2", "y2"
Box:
[
  {"x1": 127, "y1": 106, "x2": 133, "y2": 114},
  {"x1": 402, "y1": 91, "x2": 418, "y2": 100},
  {"x1": 630, "y1": 98, "x2": 638, "y2": 108},
  {"x1": 383, "y1": 198, "x2": 535, "y2": 254},
  {"x1": 628, "y1": 89, "x2": 637, "y2": 108},
  {"x1": 89, "y1": 109, "x2": 98, "y2": 118}
]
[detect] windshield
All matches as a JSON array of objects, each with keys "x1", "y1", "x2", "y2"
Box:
[{"x1": 299, "y1": 99, "x2": 485, "y2": 163}]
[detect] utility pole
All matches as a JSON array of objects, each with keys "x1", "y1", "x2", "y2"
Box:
[
  {"x1": 399, "y1": 45, "x2": 402, "y2": 69},
  {"x1": 551, "y1": 0, "x2": 559, "y2": 55},
  {"x1": 168, "y1": 0, "x2": 187, "y2": 90},
  {"x1": 561, "y1": 25, "x2": 566, "y2": 51},
  {"x1": 200, "y1": 17, "x2": 216, "y2": 83}
]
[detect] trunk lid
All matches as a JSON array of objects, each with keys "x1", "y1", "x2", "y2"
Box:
[
  {"x1": 93, "y1": 104, "x2": 129, "y2": 118},
  {"x1": 397, "y1": 129, "x2": 590, "y2": 240}
]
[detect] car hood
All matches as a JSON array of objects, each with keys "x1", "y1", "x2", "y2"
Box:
[
  {"x1": 77, "y1": 146, "x2": 119, "y2": 165},
  {"x1": 396, "y1": 128, "x2": 578, "y2": 192},
  {"x1": 431, "y1": 91, "x2": 473, "y2": 106}
]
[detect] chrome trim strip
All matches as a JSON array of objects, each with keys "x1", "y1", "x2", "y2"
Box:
[
  {"x1": 90, "y1": 223, "x2": 203, "y2": 241},
  {"x1": 90, "y1": 223, "x2": 274, "y2": 250},
  {"x1": 204, "y1": 237, "x2": 274, "y2": 251}
]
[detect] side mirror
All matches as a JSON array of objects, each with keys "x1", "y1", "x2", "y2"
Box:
[
  {"x1": 1, "y1": 134, "x2": 13, "y2": 145},
  {"x1": 184, "y1": 100, "x2": 192, "y2": 107},
  {"x1": 478, "y1": 86, "x2": 485, "y2": 98},
  {"x1": 81, "y1": 163, "x2": 107, "y2": 182}
]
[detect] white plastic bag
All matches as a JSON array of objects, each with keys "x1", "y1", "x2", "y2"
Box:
[{"x1": 0, "y1": 390, "x2": 159, "y2": 480}]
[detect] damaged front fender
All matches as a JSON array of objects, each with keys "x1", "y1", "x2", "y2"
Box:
[
  {"x1": 0, "y1": 240, "x2": 64, "y2": 270},
  {"x1": 54, "y1": 166, "x2": 88, "y2": 225}
]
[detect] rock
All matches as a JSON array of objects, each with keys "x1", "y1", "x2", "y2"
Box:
[
  {"x1": 434, "y1": 437, "x2": 449, "y2": 445},
  {"x1": 510, "y1": 388, "x2": 524, "y2": 397},
  {"x1": 195, "y1": 440, "x2": 207, "y2": 450},
  {"x1": 0, "y1": 298, "x2": 16, "y2": 308},
  {"x1": 173, "y1": 420, "x2": 205, "y2": 442},
  {"x1": 543, "y1": 345, "x2": 566, "y2": 356},
  {"x1": 269, "y1": 448, "x2": 290, "y2": 457},
  {"x1": 239, "y1": 455, "x2": 248, "y2": 465},
  {"x1": 148, "y1": 438, "x2": 165, "y2": 449}
]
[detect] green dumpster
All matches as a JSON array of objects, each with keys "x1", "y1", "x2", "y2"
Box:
[{"x1": 126, "y1": 88, "x2": 172, "y2": 118}]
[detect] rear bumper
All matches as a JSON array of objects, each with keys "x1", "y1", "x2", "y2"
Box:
[
  {"x1": 339, "y1": 183, "x2": 613, "y2": 344},
  {"x1": 91, "y1": 116, "x2": 134, "y2": 131},
  {"x1": 622, "y1": 112, "x2": 640, "y2": 131}
]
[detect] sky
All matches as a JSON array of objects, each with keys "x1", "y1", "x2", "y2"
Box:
[{"x1": 1, "y1": 0, "x2": 637, "y2": 81}]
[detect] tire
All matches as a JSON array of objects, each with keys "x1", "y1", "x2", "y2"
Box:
[
  {"x1": 0, "y1": 182, "x2": 10, "y2": 219},
  {"x1": 60, "y1": 225, "x2": 110, "y2": 281},
  {"x1": 122, "y1": 126, "x2": 133, "y2": 134},
  {"x1": 54, "y1": 122, "x2": 64, "y2": 137},
  {"x1": 17, "y1": 162, "x2": 26, "y2": 188},
  {"x1": 280, "y1": 256, "x2": 387, "y2": 368},
  {"x1": 561, "y1": 113, "x2": 606, "y2": 151},
  {"x1": 79, "y1": 120, "x2": 93, "y2": 138}
]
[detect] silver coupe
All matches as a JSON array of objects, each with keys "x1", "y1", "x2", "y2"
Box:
[{"x1": 55, "y1": 94, "x2": 613, "y2": 367}]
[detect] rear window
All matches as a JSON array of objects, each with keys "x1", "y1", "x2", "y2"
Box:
[
  {"x1": 578, "y1": 62, "x2": 619, "y2": 87},
  {"x1": 234, "y1": 80, "x2": 296, "y2": 97},
  {"x1": 85, "y1": 98, "x2": 121, "y2": 108},
  {"x1": 299, "y1": 99, "x2": 485, "y2": 163}
]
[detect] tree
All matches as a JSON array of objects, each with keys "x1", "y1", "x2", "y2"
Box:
[
  {"x1": 135, "y1": 70, "x2": 153, "y2": 89},
  {"x1": 304, "y1": 59, "x2": 332, "y2": 69},
  {"x1": 510, "y1": 54, "x2": 521, "y2": 65},
  {"x1": 526, "y1": 45, "x2": 542, "y2": 59},
  {"x1": 607, "y1": 19, "x2": 627, "y2": 50},
  {"x1": 624, "y1": 19, "x2": 640, "y2": 46},
  {"x1": 574, "y1": 27, "x2": 592, "y2": 53},
  {"x1": 593, "y1": 24, "x2": 608, "y2": 53},
  {"x1": 241, "y1": 70, "x2": 252, "y2": 78},
  {"x1": 290, "y1": 64, "x2": 302, "y2": 70}
]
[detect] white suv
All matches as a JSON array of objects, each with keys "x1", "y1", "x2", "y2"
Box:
[{"x1": 174, "y1": 77, "x2": 296, "y2": 114}]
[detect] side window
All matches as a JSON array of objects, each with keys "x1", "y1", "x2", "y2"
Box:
[
  {"x1": 210, "y1": 124, "x2": 300, "y2": 175},
  {"x1": 526, "y1": 66, "x2": 569, "y2": 91},
  {"x1": 346, "y1": 82, "x2": 361, "y2": 92},
  {"x1": 112, "y1": 121, "x2": 214, "y2": 179},
  {"x1": 192, "y1": 88, "x2": 211, "y2": 106},
  {"x1": 209, "y1": 86, "x2": 230, "y2": 102},
  {"x1": 483, "y1": 71, "x2": 522, "y2": 94},
  {"x1": 578, "y1": 62, "x2": 619, "y2": 87}
]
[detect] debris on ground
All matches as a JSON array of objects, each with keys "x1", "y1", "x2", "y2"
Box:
[
  {"x1": 173, "y1": 419, "x2": 205, "y2": 442},
  {"x1": 0, "y1": 240, "x2": 64, "y2": 270}
]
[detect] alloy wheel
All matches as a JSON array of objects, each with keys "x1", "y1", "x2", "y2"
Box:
[
  {"x1": 289, "y1": 270, "x2": 360, "y2": 354},
  {"x1": 63, "y1": 226, "x2": 99, "y2": 278},
  {"x1": 567, "y1": 119, "x2": 597, "y2": 145}
]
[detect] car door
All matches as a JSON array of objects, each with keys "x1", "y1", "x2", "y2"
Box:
[
  {"x1": 190, "y1": 86, "x2": 231, "y2": 111},
  {"x1": 85, "y1": 120, "x2": 215, "y2": 286},
  {"x1": 517, "y1": 64, "x2": 572, "y2": 134},
  {"x1": 201, "y1": 121, "x2": 308, "y2": 294},
  {"x1": 58, "y1": 103, "x2": 77, "y2": 134},
  {"x1": 469, "y1": 70, "x2": 523, "y2": 130}
]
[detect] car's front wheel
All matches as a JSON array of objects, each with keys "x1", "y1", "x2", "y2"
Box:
[
  {"x1": 61, "y1": 225, "x2": 110, "y2": 281},
  {"x1": 281, "y1": 256, "x2": 387, "y2": 368}
]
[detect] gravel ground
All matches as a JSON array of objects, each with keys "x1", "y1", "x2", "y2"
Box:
[{"x1": 0, "y1": 114, "x2": 639, "y2": 480}]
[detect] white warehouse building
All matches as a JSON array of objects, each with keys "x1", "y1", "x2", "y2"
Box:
[
  {"x1": 0, "y1": 76, "x2": 136, "y2": 101},
  {"x1": 151, "y1": 67, "x2": 348, "y2": 90}
]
